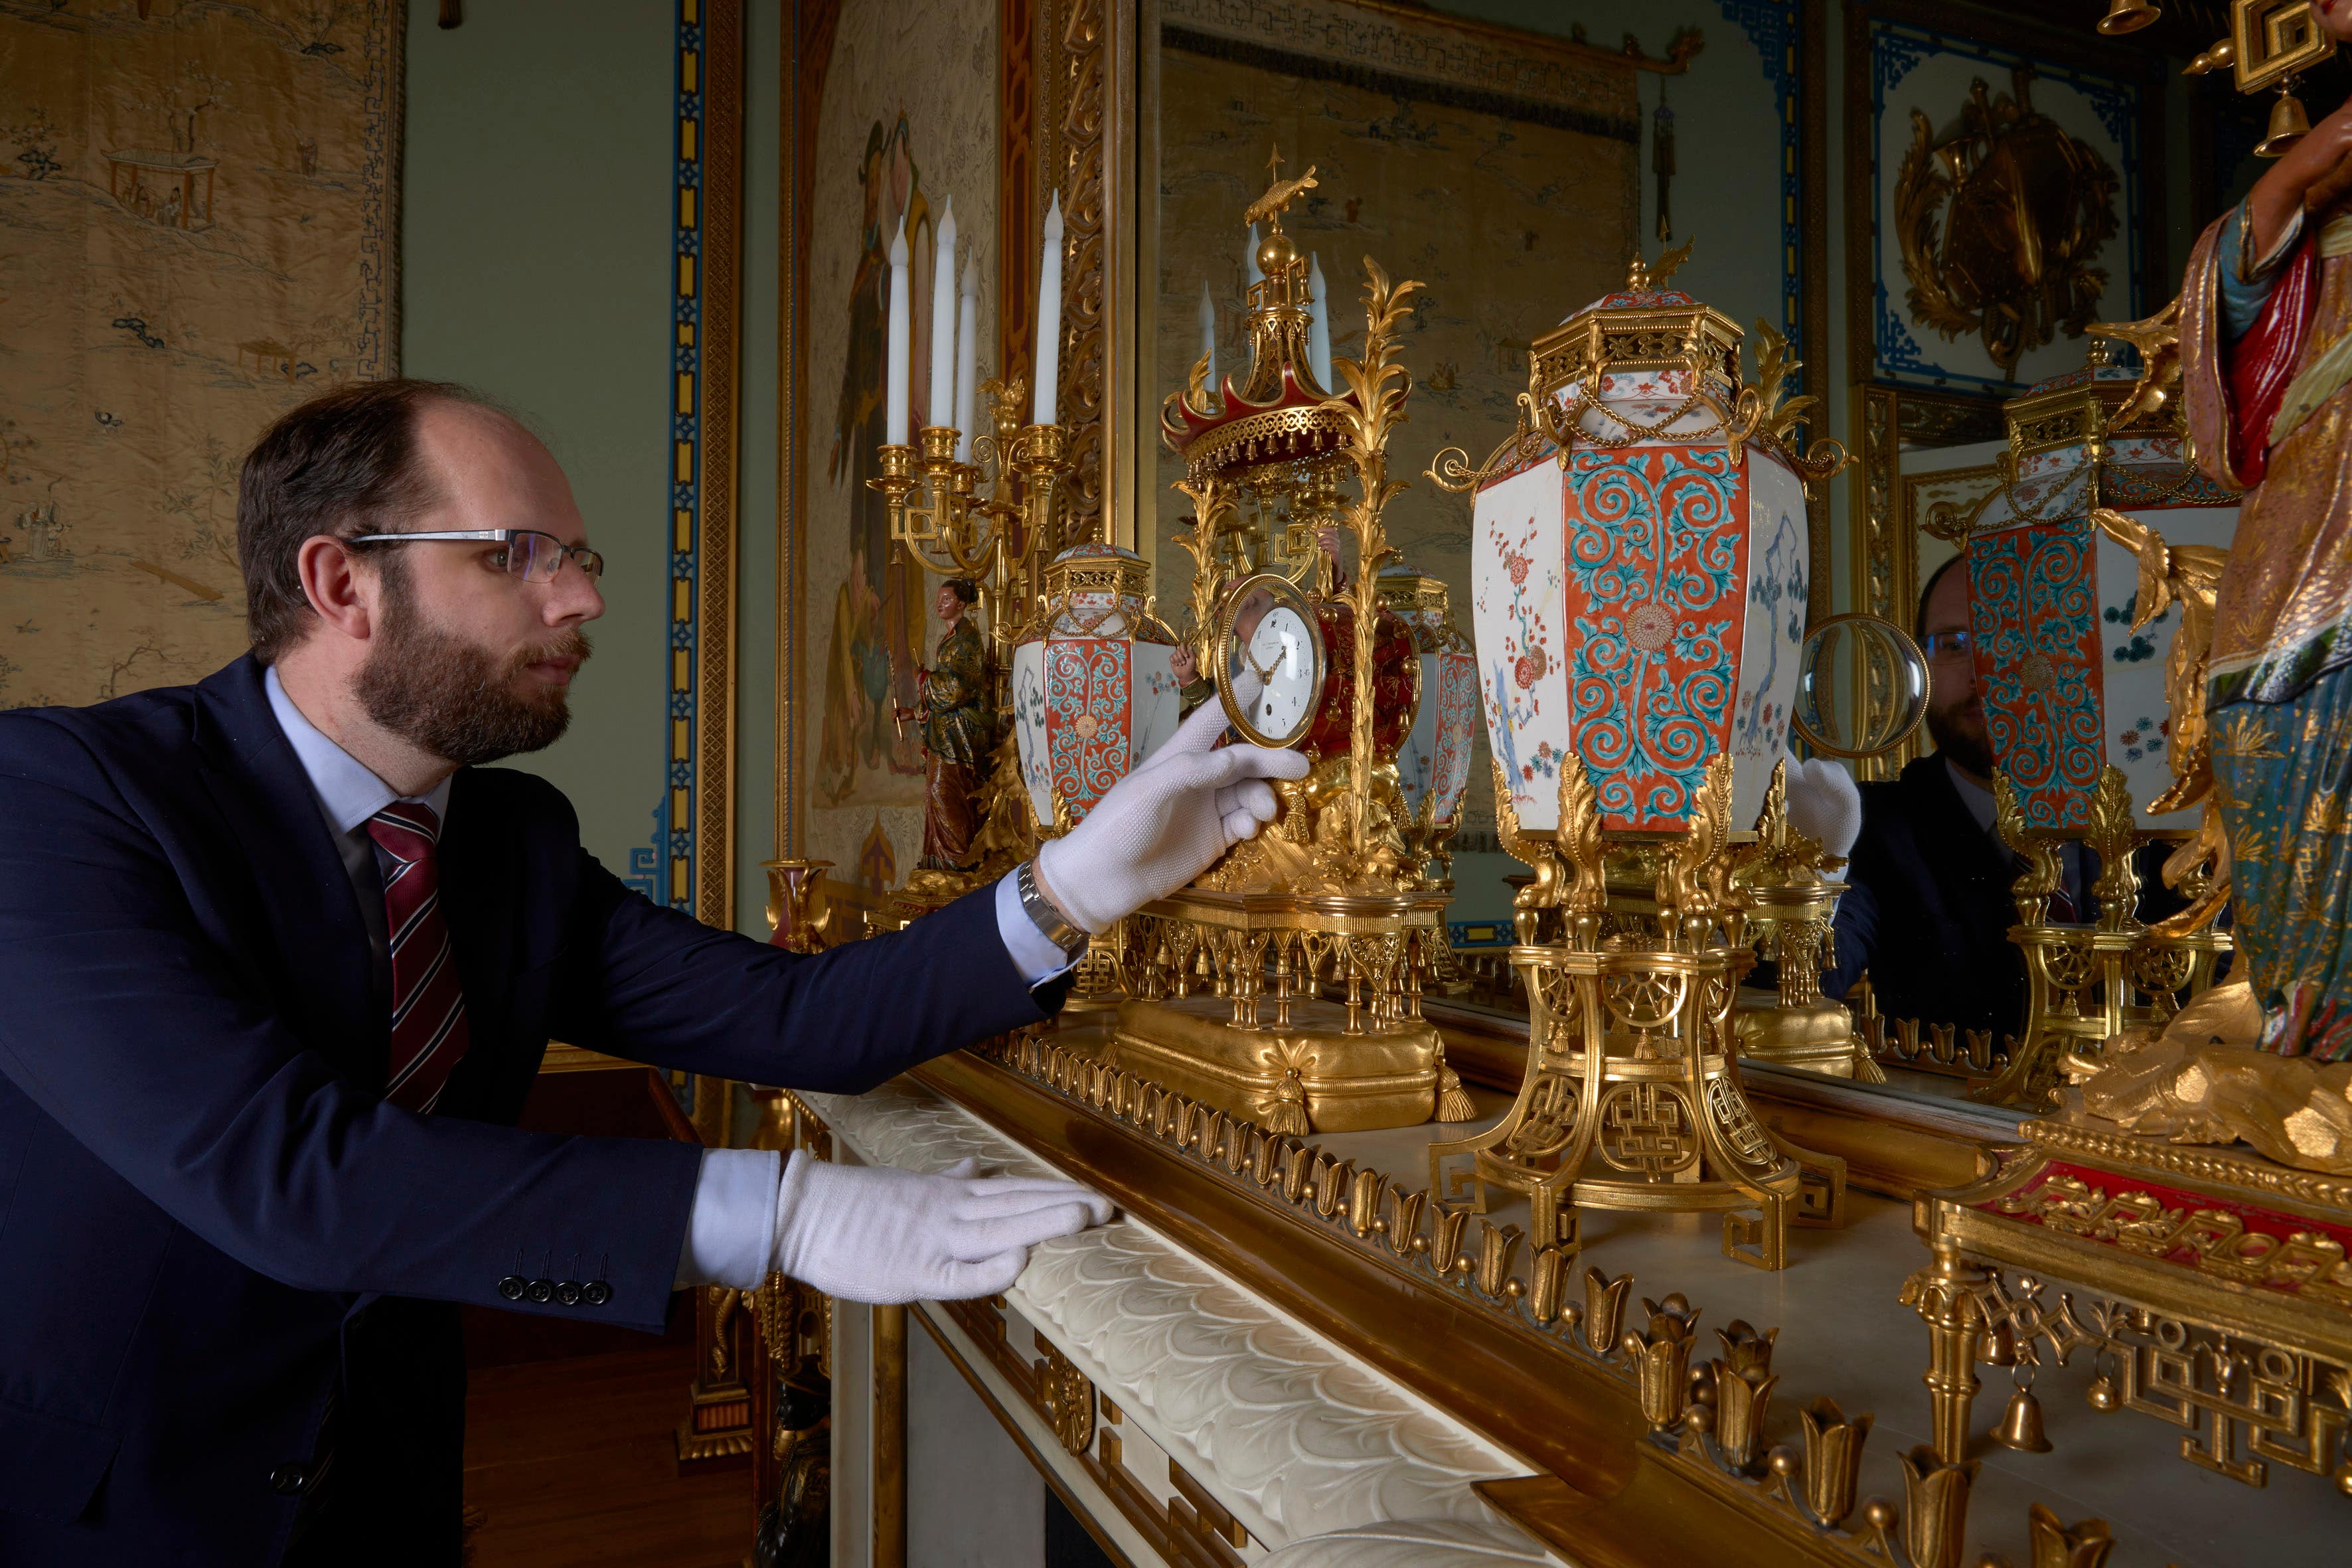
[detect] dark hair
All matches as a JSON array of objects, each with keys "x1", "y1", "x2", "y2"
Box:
[
  {"x1": 1917, "y1": 552, "x2": 1968, "y2": 633},
  {"x1": 236, "y1": 378, "x2": 502, "y2": 663},
  {"x1": 943, "y1": 577, "x2": 979, "y2": 605}
]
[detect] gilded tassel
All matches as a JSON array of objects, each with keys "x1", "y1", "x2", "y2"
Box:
[{"x1": 1435, "y1": 1047, "x2": 1475, "y2": 1121}]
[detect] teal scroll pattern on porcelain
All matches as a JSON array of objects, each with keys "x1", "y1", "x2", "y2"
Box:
[
  {"x1": 1045, "y1": 639, "x2": 1133, "y2": 817},
  {"x1": 1562, "y1": 445, "x2": 1745, "y2": 829},
  {"x1": 1968, "y1": 518, "x2": 2104, "y2": 833}
]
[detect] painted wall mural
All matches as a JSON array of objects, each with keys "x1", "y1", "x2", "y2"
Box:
[
  {"x1": 795, "y1": 0, "x2": 998, "y2": 894},
  {"x1": 0, "y1": 0, "x2": 398, "y2": 708}
]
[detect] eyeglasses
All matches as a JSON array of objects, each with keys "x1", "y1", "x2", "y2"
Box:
[
  {"x1": 345, "y1": 528, "x2": 605, "y2": 582},
  {"x1": 1921, "y1": 627, "x2": 1975, "y2": 662}
]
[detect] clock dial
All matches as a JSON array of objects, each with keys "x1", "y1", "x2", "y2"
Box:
[
  {"x1": 1214, "y1": 572, "x2": 1326, "y2": 749},
  {"x1": 1249, "y1": 608, "x2": 1314, "y2": 740}
]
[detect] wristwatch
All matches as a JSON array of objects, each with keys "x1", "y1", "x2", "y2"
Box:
[{"x1": 1017, "y1": 860, "x2": 1093, "y2": 961}]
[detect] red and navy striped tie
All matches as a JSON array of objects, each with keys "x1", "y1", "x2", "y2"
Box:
[{"x1": 367, "y1": 802, "x2": 471, "y2": 1112}]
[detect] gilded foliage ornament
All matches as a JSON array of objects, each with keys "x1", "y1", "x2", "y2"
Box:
[{"x1": 1895, "y1": 72, "x2": 2120, "y2": 380}]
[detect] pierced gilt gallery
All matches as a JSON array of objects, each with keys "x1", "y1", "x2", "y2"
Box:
[{"x1": 12, "y1": 1, "x2": 2352, "y2": 1565}]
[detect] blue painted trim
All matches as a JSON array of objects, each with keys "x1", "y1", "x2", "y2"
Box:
[
  {"x1": 1864, "y1": 19, "x2": 2146, "y2": 394},
  {"x1": 1447, "y1": 919, "x2": 1516, "y2": 951},
  {"x1": 1711, "y1": 3, "x2": 1806, "y2": 395},
  {"x1": 643, "y1": 0, "x2": 707, "y2": 913}
]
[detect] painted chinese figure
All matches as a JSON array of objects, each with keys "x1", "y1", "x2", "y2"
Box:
[
  {"x1": 902, "y1": 578, "x2": 992, "y2": 872},
  {"x1": 2181, "y1": 46, "x2": 2352, "y2": 1058}
]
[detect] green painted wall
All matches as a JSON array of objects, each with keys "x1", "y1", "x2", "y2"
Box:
[{"x1": 400, "y1": 1, "x2": 684, "y2": 911}]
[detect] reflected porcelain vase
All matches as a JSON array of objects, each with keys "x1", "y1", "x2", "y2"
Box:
[
  {"x1": 1378, "y1": 564, "x2": 1478, "y2": 827},
  {"x1": 1962, "y1": 362, "x2": 2240, "y2": 832},
  {"x1": 1470, "y1": 280, "x2": 1810, "y2": 834},
  {"x1": 1010, "y1": 542, "x2": 1182, "y2": 826}
]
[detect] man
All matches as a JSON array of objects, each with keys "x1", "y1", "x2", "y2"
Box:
[
  {"x1": 902, "y1": 576, "x2": 990, "y2": 871},
  {"x1": 0, "y1": 380, "x2": 1304, "y2": 1565},
  {"x1": 1822, "y1": 555, "x2": 2158, "y2": 1036}
]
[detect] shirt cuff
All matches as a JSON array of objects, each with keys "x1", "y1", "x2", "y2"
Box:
[
  {"x1": 995, "y1": 867, "x2": 1078, "y2": 986},
  {"x1": 674, "y1": 1146, "x2": 783, "y2": 1291}
]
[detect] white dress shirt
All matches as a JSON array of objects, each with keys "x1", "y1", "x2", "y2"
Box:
[{"x1": 261, "y1": 666, "x2": 1069, "y2": 1293}]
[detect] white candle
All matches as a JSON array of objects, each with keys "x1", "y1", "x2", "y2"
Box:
[
  {"x1": 1034, "y1": 191, "x2": 1064, "y2": 427},
  {"x1": 1198, "y1": 280, "x2": 1217, "y2": 394},
  {"x1": 1307, "y1": 252, "x2": 1332, "y2": 391},
  {"x1": 954, "y1": 255, "x2": 980, "y2": 462},
  {"x1": 929, "y1": 196, "x2": 957, "y2": 430},
  {"x1": 886, "y1": 214, "x2": 911, "y2": 445},
  {"x1": 1245, "y1": 222, "x2": 1263, "y2": 289}
]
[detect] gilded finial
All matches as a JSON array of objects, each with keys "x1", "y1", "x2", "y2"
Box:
[
  {"x1": 1622, "y1": 235, "x2": 1695, "y2": 293},
  {"x1": 1245, "y1": 143, "x2": 1320, "y2": 230}
]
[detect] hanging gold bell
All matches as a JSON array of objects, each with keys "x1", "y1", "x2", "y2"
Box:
[
  {"x1": 2258, "y1": 84, "x2": 2313, "y2": 158},
  {"x1": 2096, "y1": 0, "x2": 2159, "y2": 36},
  {"x1": 2085, "y1": 1373, "x2": 2120, "y2": 1412},
  {"x1": 1993, "y1": 1382, "x2": 2052, "y2": 1452}
]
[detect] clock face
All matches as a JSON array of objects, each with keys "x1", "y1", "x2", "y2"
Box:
[{"x1": 1239, "y1": 605, "x2": 1316, "y2": 744}]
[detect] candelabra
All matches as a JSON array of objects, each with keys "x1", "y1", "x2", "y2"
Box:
[{"x1": 867, "y1": 378, "x2": 1065, "y2": 660}]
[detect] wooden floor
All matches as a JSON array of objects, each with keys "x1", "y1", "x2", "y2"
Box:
[{"x1": 463, "y1": 1342, "x2": 751, "y2": 1568}]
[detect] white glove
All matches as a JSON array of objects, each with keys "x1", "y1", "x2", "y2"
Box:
[
  {"x1": 769, "y1": 1152, "x2": 1113, "y2": 1304},
  {"x1": 1780, "y1": 749, "x2": 1863, "y2": 859},
  {"x1": 1035, "y1": 694, "x2": 1308, "y2": 933}
]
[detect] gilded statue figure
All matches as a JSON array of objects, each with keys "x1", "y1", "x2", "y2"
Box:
[
  {"x1": 2172, "y1": 44, "x2": 2352, "y2": 1061},
  {"x1": 901, "y1": 578, "x2": 992, "y2": 872}
]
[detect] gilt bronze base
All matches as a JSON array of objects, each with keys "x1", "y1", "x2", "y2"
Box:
[{"x1": 1109, "y1": 994, "x2": 1444, "y2": 1135}]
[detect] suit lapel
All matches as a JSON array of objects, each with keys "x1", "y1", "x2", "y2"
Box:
[{"x1": 189, "y1": 658, "x2": 388, "y2": 1089}]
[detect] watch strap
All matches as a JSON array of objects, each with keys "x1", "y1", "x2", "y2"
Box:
[{"x1": 1017, "y1": 860, "x2": 1091, "y2": 960}]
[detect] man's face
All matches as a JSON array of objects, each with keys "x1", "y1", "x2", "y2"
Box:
[
  {"x1": 1921, "y1": 562, "x2": 1994, "y2": 779},
  {"x1": 352, "y1": 403, "x2": 603, "y2": 767},
  {"x1": 935, "y1": 584, "x2": 961, "y2": 622}
]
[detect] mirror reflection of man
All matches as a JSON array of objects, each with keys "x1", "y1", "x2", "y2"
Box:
[{"x1": 1824, "y1": 556, "x2": 2101, "y2": 1036}]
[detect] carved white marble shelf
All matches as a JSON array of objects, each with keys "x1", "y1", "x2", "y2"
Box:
[{"x1": 802, "y1": 1077, "x2": 1561, "y2": 1565}]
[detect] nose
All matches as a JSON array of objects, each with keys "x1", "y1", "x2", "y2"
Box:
[{"x1": 544, "y1": 556, "x2": 605, "y2": 625}]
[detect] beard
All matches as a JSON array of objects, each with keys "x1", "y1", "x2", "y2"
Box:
[
  {"x1": 1925, "y1": 694, "x2": 1995, "y2": 780},
  {"x1": 354, "y1": 568, "x2": 591, "y2": 767}
]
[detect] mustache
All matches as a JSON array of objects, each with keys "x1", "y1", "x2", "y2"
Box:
[{"x1": 505, "y1": 629, "x2": 593, "y2": 676}]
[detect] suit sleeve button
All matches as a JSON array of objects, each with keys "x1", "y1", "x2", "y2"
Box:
[
  {"x1": 270, "y1": 1463, "x2": 311, "y2": 1496},
  {"x1": 497, "y1": 1276, "x2": 526, "y2": 1301},
  {"x1": 582, "y1": 1280, "x2": 612, "y2": 1306},
  {"x1": 555, "y1": 1280, "x2": 582, "y2": 1306},
  {"x1": 526, "y1": 1278, "x2": 554, "y2": 1304}
]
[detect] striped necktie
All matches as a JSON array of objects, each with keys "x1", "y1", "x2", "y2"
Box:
[{"x1": 366, "y1": 802, "x2": 471, "y2": 1112}]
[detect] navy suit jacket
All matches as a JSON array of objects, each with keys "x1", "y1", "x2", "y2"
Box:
[
  {"x1": 0, "y1": 655, "x2": 1061, "y2": 1563},
  {"x1": 1824, "y1": 754, "x2": 2185, "y2": 1037}
]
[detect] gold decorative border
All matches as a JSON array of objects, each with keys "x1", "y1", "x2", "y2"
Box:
[
  {"x1": 1799, "y1": 0, "x2": 1831, "y2": 626},
  {"x1": 1040, "y1": 0, "x2": 1133, "y2": 552},
  {"x1": 698, "y1": 0, "x2": 743, "y2": 933},
  {"x1": 653, "y1": 0, "x2": 743, "y2": 927}
]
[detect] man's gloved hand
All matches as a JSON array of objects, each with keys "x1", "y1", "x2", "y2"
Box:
[
  {"x1": 1034, "y1": 694, "x2": 1308, "y2": 933},
  {"x1": 769, "y1": 1152, "x2": 1113, "y2": 1304},
  {"x1": 1780, "y1": 749, "x2": 1863, "y2": 860}
]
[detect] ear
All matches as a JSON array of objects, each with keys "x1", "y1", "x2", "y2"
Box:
[{"x1": 294, "y1": 535, "x2": 381, "y2": 645}]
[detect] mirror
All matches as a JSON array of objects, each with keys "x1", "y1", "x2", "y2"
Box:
[
  {"x1": 1214, "y1": 572, "x2": 1327, "y2": 749},
  {"x1": 1790, "y1": 613, "x2": 1929, "y2": 760}
]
